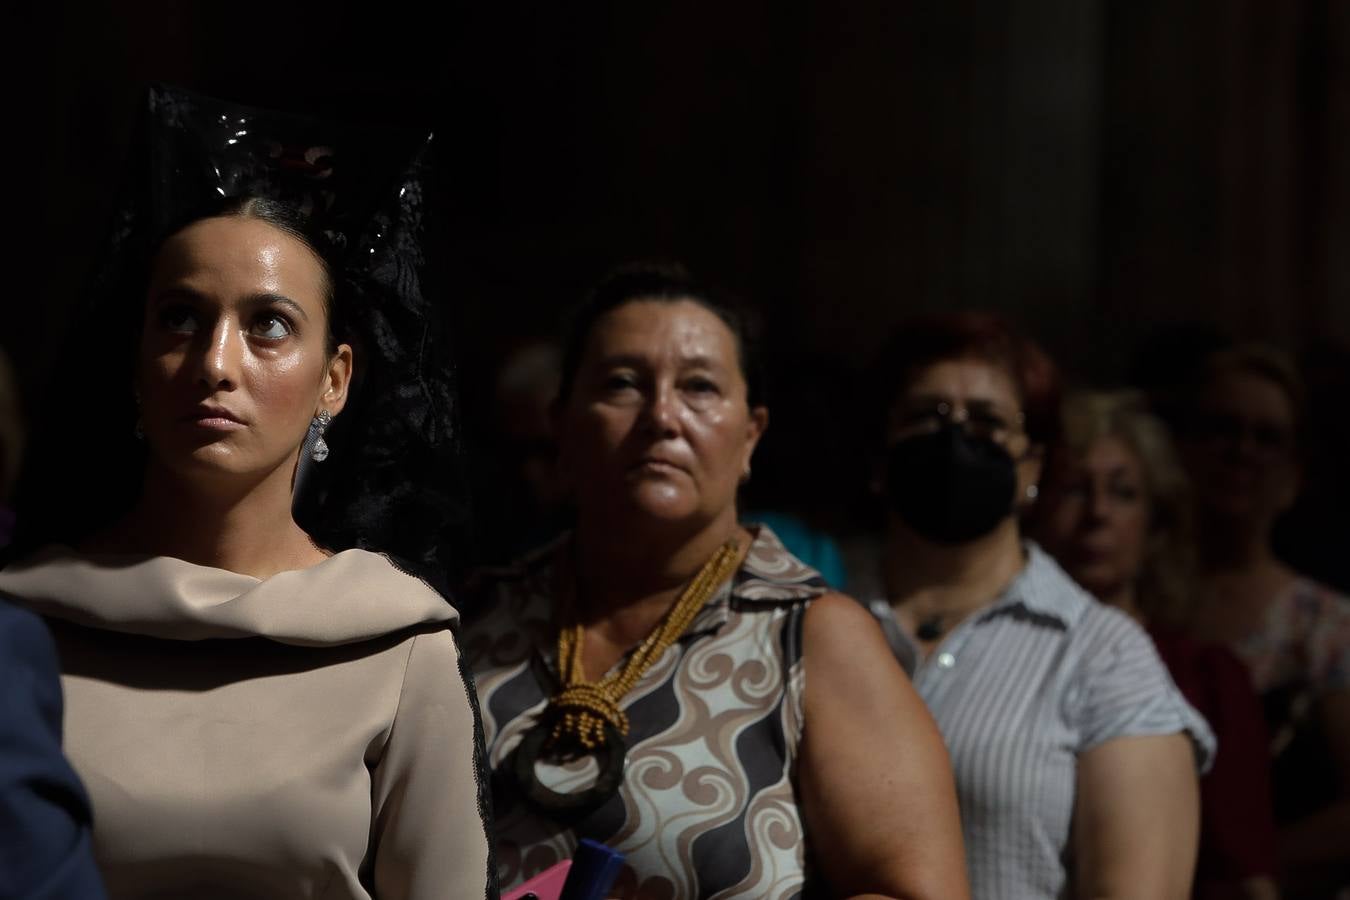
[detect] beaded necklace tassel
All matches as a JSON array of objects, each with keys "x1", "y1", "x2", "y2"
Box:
[{"x1": 547, "y1": 538, "x2": 744, "y2": 754}]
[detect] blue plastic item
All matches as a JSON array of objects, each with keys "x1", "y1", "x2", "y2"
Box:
[{"x1": 558, "y1": 839, "x2": 625, "y2": 900}]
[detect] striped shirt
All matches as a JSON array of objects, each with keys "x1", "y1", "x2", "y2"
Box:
[{"x1": 854, "y1": 542, "x2": 1215, "y2": 899}]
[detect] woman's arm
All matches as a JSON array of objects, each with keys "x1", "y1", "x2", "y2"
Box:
[
  {"x1": 371, "y1": 627, "x2": 496, "y2": 900},
  {"x1": 1073, "y1": 733, "x2": 1200, "y2": 900},
  {"x1": 797, "y1": 593, "x2": 969, "y2": 900}
]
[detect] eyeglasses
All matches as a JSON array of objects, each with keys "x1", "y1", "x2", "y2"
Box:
[{"x1": 893, "y1": 398, "x2": 1026, "y2": 445}]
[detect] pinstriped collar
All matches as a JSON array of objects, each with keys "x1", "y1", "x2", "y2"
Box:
[{"x1": 974, "y1": 543, "x2": 1093, "y2": 630}]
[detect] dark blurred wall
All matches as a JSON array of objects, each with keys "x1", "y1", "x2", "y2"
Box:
[{"x1": 7, "y1": 2, "x2": 1346, "y2": 402}]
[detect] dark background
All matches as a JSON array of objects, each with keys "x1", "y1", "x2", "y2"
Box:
[
  {"x1": 12, "y1": 3, "x2": 1348, "y2": 382},
  {"x1": 6, "y1": 2, "x2": 1348, "y2": 555}
]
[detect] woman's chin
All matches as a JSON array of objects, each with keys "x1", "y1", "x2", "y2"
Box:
[
  {"x1": 618, "y1": 485, "x2": 702, "y2": 525},
  {"x1": 152, "y1": 440, "x2": 270, "y2": 480}
]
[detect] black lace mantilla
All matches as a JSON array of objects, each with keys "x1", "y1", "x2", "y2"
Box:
[{"x1": 16, "y1": 84, "x2": 470, "y2": 581}]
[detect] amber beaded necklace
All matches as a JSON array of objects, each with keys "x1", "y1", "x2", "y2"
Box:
[{"x1": 513, "y1": 536, "x2": 746, "y2": 818}]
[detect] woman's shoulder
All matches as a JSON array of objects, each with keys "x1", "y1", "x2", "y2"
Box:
[
  {"x1": 732, "y1": 524, "x2": 832, "y2": 606},
  {"x1": 1279, "y1": 575, "x2": 1350, "y2": 690},
  {"x1": 1280, "y1": 575, "x2": 1350, "y2": 621}
]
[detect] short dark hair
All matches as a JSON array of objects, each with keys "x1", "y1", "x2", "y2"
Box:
[
  {"x1": 150, "y1": 195, "x2": 342, "y2": 354},
  {"x1": 870, "y1": 311, "x2": 1062, "y2": 446},
  {"x1": 557, "y1": 262, "x2": 766, "y2": 408}
]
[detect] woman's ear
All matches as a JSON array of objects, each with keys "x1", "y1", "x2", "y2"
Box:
[
  {"x1": 743, "y1": 406, "x2": 769, "y2": 474},
  {"x1": 321, "y1": 343, "x2": 354, "y2": 416}
]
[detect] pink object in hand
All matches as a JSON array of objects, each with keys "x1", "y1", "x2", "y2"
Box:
[{"x1": 501, "y1": 860, "x2": 573, "y2": 900}]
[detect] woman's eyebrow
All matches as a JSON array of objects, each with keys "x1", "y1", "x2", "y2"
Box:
[
  {"x1": 678, "y1": 354, "x2": 723, "y2": 370},
  {"x1": 241, "y1": 292, "x2": 310, "y2": 322},
  {"x1": 595, "y1": 353, "x2": 647, "y2": 369},
  {"x1": 149, "y1": 288, "x2": 310, "y2": 323}
]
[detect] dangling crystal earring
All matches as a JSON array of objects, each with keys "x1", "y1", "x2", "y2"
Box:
[{"x1": 310, "y1": 410, "x2": 333, "y2": 462}]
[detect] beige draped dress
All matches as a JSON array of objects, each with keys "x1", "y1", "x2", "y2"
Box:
[{"x1": 0, "y1": 547, "x2": 495, "y2": 899}]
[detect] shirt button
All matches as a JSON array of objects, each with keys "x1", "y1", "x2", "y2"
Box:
[{"x1": 937, "y1": 652, "x2": 956, "y2": 669}]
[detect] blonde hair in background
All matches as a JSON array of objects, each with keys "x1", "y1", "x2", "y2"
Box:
[
  {"x1": 1058, "y1": 390, "x2": 1196, "y2": 627},
  {"x1": 0, "y1": 348, "x2": 24, "y2": 501}
]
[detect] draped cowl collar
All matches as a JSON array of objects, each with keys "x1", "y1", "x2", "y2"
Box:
[{"x1": 0, "y1": 546, "x2": 456, "y2": 647}]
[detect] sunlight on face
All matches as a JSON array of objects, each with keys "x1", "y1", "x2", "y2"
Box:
[
  {"x1": 558, "y1": 299, "x2": 765, "y2": 529},
  {"x1": 138, "y1": 216, "x2": 348, "y2": 483}
]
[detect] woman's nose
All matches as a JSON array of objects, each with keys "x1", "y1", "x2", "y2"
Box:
[
  {"x1": 194, "y1": 318, "x2": 241, "y2": 391},
  {"x1": 640, "y1": 385, "x2": 680, "y2": 437}
]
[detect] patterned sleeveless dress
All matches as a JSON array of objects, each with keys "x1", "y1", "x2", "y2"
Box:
[{"x1": 463, "y1": 526, "x2": 827, "y2": 899}]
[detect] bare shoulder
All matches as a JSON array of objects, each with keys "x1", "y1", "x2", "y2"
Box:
[
  {"x1": 803, "y1": 591, "x2": 905, "y2": 678},
  {"x1": 805, "y1": 591, "x2": 889, "y2": 642}
]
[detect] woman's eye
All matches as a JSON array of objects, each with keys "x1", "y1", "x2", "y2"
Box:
[
  {"x1": 158, "y1": 305, "x2": 199, "y2": 334},
  {"x1": 603, "y1": 373, "x2": 638, "y2": 391},
  {"x1": 1111, "y1": 484, "x2": 1141, "y2": 502},
  {"x1": 252, "y1": 314, "x2": 292, "y2": 340},
  {"x1": 685, "y1": 377, "x2": 720, "y2": 395}
]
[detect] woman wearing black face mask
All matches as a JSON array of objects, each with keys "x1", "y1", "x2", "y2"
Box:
[{"x1": 846, "y1": 313, "x2": 1215, "y2": 900}]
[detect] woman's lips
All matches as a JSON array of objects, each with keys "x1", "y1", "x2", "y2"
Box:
[
  {"x1": 189, "y1": 416, "x2": 247, "y2": 432},
  {"x1": 182, "y1": 405, "x2": 247, "y2": 431},
  {"x1": 631, "y1": 458, "x2": 687, "y2": 476}
]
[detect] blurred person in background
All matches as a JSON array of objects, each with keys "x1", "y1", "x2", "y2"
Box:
[
  {"x1": 483, "y1": 337, "x2": 572, "y2": 563},
  {"x1": 1176, "y1": 345, "x2": 1349, "y2": 898},
  {"x1": 1272, "y1": 339, "x2": 1350, "y2": 595},
  {"x1": 739, "y1": 353, "x2": 860, "y2": 588},
  {"x1": 847, "y1": 312, "x2": 1213, "y2": 899},
  {"x1": 1033, "y1": 389, "x2": 1278, "y2": 900}
]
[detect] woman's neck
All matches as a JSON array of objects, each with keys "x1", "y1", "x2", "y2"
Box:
[
  {"x1": 1098, "y1": 582, "x2": 1145, "y2": 624},
  {"x1": 571, "y1": 506, "x2": 743, "y2": 641},
  {"x1": 882, "y1": 516, "x2": 1025, "y2": 621},
  {"x1": 91, "y1": 455, "x2": 324, "y2": 578},
  {"x1": 1195, "y1": 507, "x2": 1278, "y2": 574}
]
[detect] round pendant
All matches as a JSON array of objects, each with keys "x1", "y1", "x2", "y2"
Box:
[{"x1": 513, "y1": 719, "x2": 627, "y2": 821}]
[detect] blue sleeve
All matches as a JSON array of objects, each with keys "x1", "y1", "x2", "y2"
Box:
[{"x1": 0, "y1": 600, "x2": 107, "y2": 900}]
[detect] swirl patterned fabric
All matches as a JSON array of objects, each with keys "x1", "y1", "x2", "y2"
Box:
[{"x1": 464, "y1": 526, "x2": 828, "y2": 899}]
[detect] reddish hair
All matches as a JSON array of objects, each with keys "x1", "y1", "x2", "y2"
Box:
[{"x1": 870, "y1": 312, "x2": 1062, "y2": 446}]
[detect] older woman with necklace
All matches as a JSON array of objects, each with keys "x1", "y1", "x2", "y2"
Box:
[{"x1": 465, "y1": 265, "x2": 967, "y2": 900}]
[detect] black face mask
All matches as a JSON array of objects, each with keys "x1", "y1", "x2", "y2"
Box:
[{"x1": 886, "y1": 423, "x2": 1017, "y2": 545}]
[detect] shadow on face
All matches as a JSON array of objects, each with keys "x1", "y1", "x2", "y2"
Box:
[
  {"x1": 556, "y1": 299, "x2": 766, "y2": 532},
  {"x1": 137, "y1": 215, "x2": 350, "y2": 487},
  {"x1": 1181, "y1": 369, "x2": 1299, "y2": 526},
  {"x1": 1035, "y1": 435, "x2": 1151, "y2": 603}
]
